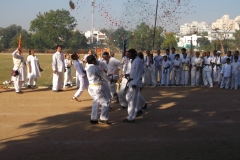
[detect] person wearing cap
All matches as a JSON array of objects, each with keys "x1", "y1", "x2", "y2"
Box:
[
  {"x1": 231, "y1": 56, "x2": 240, "y2": 89},
  {"x1": 220, "y1": 58, "x2": 232, "y2": 89},
  {"x1": 181, "y1": 53, "x2": 190, "y2": 86},
  {"x1": 191, "y1": 52, "x2": 202, "y2": 86},
  {"x1": 124, "y1": 49, "x2": 144, "y2": 123},
  {"x1": 70, "y1": 54, "x2": 89, "y2": 102},
  {"x1": 52, "y1": 45, "x2": 66, "y2": 92},
  {"x1": 153, "y1": 50, "x2": 163, "y2": 85},
  {"x1": 161, "y1": 55, "x2": 171, "y2": 86},
  {"x1": 202, "y1": 51, "x2": 213, "y2": 88},
  {"x1": 171, "y1": 54, "x2": 182, "y2": 86},
  {"x1": 86, "y1": 55, "x2": 111, "y2": 124},
  {"x1": 212, "y1": 50, "x2": 222, "y2": 85},
  {"x1": 102, "y1": 52, "x2": 122, "y2": 103}
]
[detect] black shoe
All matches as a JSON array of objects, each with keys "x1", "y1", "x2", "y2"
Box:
[
  {"x1": 27, "y1": 85, "x2": 31, "y2": 88},
  {"x1": 99, "y1": 119, "x2": 112, "y2": 124},
  {"x1": 90, "y1": 120, "x2": 99, "y2": 124},
  {"x1": 142, "y1": 103, "x2": 148, "y2": 110},
  {"x1": 121, "y1": 106, "x2": 127, "y2": 109},
  {"x1": 123, "y1": 119, "x2": 135, "y2": 123},
  {"x1": 136, "y1": 110, "x2": 143, "y2": 117}
]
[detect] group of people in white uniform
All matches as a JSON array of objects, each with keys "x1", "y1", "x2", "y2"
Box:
[
  {"x1": 143, "y1": 47, "x2": 240, "y2": 90},
  {"x1": 11, "y1": 46, "x2": 43, "y2": 94}
]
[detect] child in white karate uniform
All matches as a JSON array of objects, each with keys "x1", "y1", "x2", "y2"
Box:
[
  {"x1": 181, "y1": 53, "x2": 190, "y2": 86},
  {"x1": 161, "y1": 55, "x2": 171, "y2": 86},
  {"x1": 171, "y1": 54, "x2": 182, "y2": 86},
  {"x1": 231, "y1": 56, "x2": 240, "y2": 90},
  {"x1": 220, "y1": 58, "x2": 232, "y2": 89}
]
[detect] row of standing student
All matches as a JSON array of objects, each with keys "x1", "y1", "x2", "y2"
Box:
[{"x1": 142, "y1": 48, "x2": 240, "y2": 89}]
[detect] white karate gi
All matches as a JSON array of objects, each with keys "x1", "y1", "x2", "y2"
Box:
[
  {"x1": 161, "y1": 60, "x2": 171, "y2": 86},
  {"x1": 26, "y1": 55, "x2": 41, "y2": 86},
  {"x1": 126, "y1": 57, "x2": 144, "y2": 121},
  {"x1": 220, "y1": 63, "x2": 232, "y2": 89},
  {"x1": 154, "y1": 55, "x2": 162, "y2": 83},
  {"x1": 119, "y1": 56, "x2": 131, "y2": 107},
  {"x1": 64, "y1": 59, "x2": 73, "y2": 87},
  {"x1": 73, "y1": 60, "x2": 89, "y2": 98},
  {"x1": 171, "y1": 59, "x2": 182, "y2": 85},
  {"x1": 212, "y1": 56, "x2": 222, "y2": 84},
  {"x1": 12, "y1": 50, "x2": 26, "y2": 92},
  {"x1": 86, "y1": 64, "x2": 110, "y2": 121},
  {"x1": 52, "y1": 51, "x2": 65, "y2": 91},
  {"x1": 143, "y1": 56, "x2": 153, "y2": 85},
  {"x1": 106, "y1": 57, "x2": 122, "y2": 100},
  {"x1": 191, "y1": 56, "x2": 202, "y2": 86},
  {"x1": 75, "y1": 59, "x2": 83, "y2": 88},
  {"x1": 181, "y1": 57, "x2": 190, "y2": 86},
  {"x1": 231, "y1": 61, "x2": 240, "y2": 89},
  {"x1": 202, "y1": 56, "x2": 213, "y2": 87}
]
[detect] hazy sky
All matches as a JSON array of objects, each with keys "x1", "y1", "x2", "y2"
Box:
[{"x1": 0, "y1": 0, "x2": 239, "y2": 32}]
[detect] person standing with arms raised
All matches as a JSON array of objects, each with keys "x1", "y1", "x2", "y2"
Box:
[{"x1": 52, "y1": 45, "x2": 65, "y2": 92}]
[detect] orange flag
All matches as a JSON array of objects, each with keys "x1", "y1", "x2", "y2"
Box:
[{"x1": 18, "y1": 34, "x2": 22, "y2": 47}]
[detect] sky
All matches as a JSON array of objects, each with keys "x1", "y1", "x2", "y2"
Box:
[{"x1": 0, "y1": 0, "x2": 240, "y2": 32}]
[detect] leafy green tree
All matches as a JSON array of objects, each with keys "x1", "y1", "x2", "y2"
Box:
[
  {"x1": 30, "y1": 9, "x2": 77, "y2": 49},
  {"x1": 161, "y1": 32, "x2": 177, "y2": 49},
  {"x1": 233, "y1": 29, "x2": 240, "y2": 49},
  {"x1": 68, "y1": 30, "x2": 88, "y2": 50},
  {"x1": 10, "y1": 30, "x2": 32, "y2": 48},
  {"x1": 0, "y1": 24, "x2": 22, "y2": 48}
]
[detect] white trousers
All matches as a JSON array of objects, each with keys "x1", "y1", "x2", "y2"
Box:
[
  {"x1": 108, "y1": 82, "x2": 117, "y2": 100},
  {"x1": 74, "y1": 76, "x2": 89, "y2": 98},
  {"x1": 126, "y1": 86, "x2": 140, "y2": 121},
  {"x1": 75, "y1": 72, "x2": 80, "y2": 88},
  {"x1": 14, "y1": 81, "x2": 23, "y2": 92},
  {"x1": 203, "y1": 67, "x2": 213, "y2": 87},
  {"x1": 28, "y1": 76, "x2": 37, "y2": 86},
  {"x1": 138, "y1": 95, "x2": 146, "y2": 111},
  {"x1": 155, "y1": 66, "x2": 161, "y2": 83},
  {"x1": 191, "y1": 67, "x2": 200, "y2": 86},
  {"x1": 181, "y1": 70, "x2": 189, "y2": 86},
  {"x1": 171, "y1": 68, "x2": 181, "y2": 85},
  {"x1": 161, "y1": 69, "x2": 170, "y2": 86},
  {"x1": 64, "y1": 70, "x2": 73, "y2": 86},
  {"x1": 144, "y1": 67, "x2": 152, "y2": 85},
  {"x1": 220, "y1": 77, "x2": 231, "y2": 89},
  {"x1": 231, "y1": 74, "x2": 238, "y2": 89},
  {"x1": 118, "y1": 77, "x2": 128, "y2": 107},
  {"x1": 213, "y1": 68, "x2": 221, "y2": 84},
  {"x1": 88, "y1": 85, "x2": 110, "y2": 121},
  {"x1": 52, "y1": 72, "x2": 64, "y2": 91}
]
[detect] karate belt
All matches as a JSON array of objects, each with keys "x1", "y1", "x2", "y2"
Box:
[
  {"x1": 108, "y1": 74, "x2": 119, "y2": 83},
  {"x1": 89, "y1": 83, "x2": 101, "y2": 86},
  {"x1": 125, "y1": 78, "x2": 142, "y2": 90},
  {"x1": 163, "y1": 67, "x2": 170, "y2": 74}
]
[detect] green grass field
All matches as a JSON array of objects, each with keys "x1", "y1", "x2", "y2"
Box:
[{"x1": 0, "y1": 53, "x2": 122, "y2": 86}]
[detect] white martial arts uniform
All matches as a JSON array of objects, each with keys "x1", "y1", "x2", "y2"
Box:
[
  {"x1": 191, "y1": 56, "x2": 202, "y2": 86},
  {"x1": 171, "y1": 59, "x2": 182, "y2": 85},
  {"x1": 119, "y1": 56, "x2": 131, "y2": 108},
  {"x1": 212, "y1": 56, "x2": 222, "y2": 84},
  {"x1": 52, "y1": 51, "x2": 65, "y2": 91},
  {"x1": 202, "y1": 56, "x2": 213, "y2": 87},
  {"x1": 75, "y1": 59, "x2": 83, "y2": 88},
  {"x1": 161, "y1": 59, "x2": 171, "y2": 86},
  {"x1": 106, "y1": 57, "x2": 122, "y2": 100},
  {"x1": 126, "y1": 56, "x2": 144, "y2": 121},
  {"x1": 231, "y1": 61, "x2": 240, "y2": 89},
  {"x1": 86, "y1": 64, "x2": 110, "y2": 121},
  {"x1": 11, "y1": 50, "x2": 26, "y2": 93},
  {"x1": 181, "y1": 57, "x2": 190, "y2": 86},
  {"x1": 27, "y1": 55, "x2": 41, "y2": 86},
  {"x1": 222, "y1": 55, "x2": 233, "y2": 64},
  {"x1": 153, "y1": 55, "x2": 162, "y2": 83},
  {"x1": 143, "y1": 56, "x2": 153, "y2": 85},
  {"x1": 220, "y1": 63, "x2": 232, "y2": 89},
  {"x1": 73, "y1": 60, "x2": 89, "y2": 99},
  {"x1": 63, "y1": 59, "x2": 73, "y2": 87}
]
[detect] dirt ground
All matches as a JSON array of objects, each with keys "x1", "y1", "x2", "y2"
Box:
[{"x1": 0, "y1": 86, "x2": 240, "y2": 160}]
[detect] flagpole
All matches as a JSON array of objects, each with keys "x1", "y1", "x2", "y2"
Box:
[{"x1": 152, "y1": 0, "x2": 159, "y2": 52}]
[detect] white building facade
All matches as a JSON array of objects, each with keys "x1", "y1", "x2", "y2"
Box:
[
  {"x1": 179, "y1": 21, "x2": 211, "y2": 36},
  {"x1": 85, "y1": 29, "x2": 107, "y2": 44},
  {"x1": 211, "y1": 15, "x2": 240, "y2": 30}
]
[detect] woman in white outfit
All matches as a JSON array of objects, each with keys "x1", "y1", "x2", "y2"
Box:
[
  {"x1": 63, "y1": 54, "x2": 73, "y2": 88},
  {"x1": 11, "y1": 47, "x2": 27, "y2": 94},
  {"x1": 27, "y1": 49, "x2": 42, "y2": 87}
]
